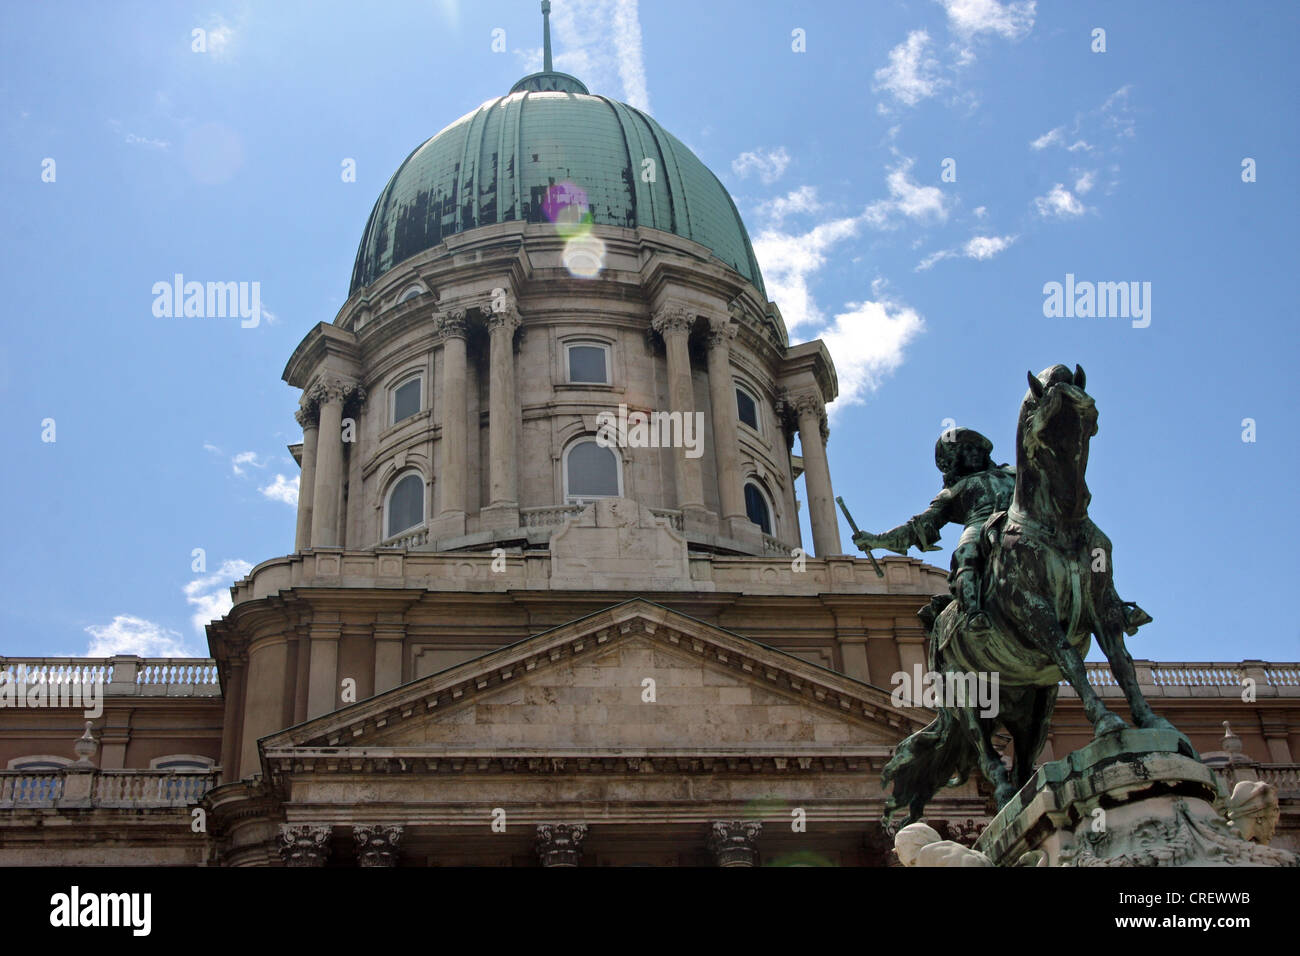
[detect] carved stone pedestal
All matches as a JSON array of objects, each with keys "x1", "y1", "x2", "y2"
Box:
[{"x1": 974, "y1": 728, "x2": 1298, "y2": 867}]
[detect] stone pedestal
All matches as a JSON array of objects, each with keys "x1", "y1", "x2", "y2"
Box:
[{"x1": 974, "y1": 729, "x2": 1298, "y2": 867}]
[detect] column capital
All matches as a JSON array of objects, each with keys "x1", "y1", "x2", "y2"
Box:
[
  {"x1": 309, "y1": 377, "x2": 363, "y2": 406},
  {"x1": 353, "y1": 824, "x2": 403, "y2": 867},
  {"x1": 279, "y1": 824, "x2": 332, "y2": 867},
  {"x1": 434, "y1": 309, "x2": 470, "y2": 339},
  {"x1": 783, "y1": 389, "x2": 828, "y2": 442},
  {"x1": 705, "y1": 315, "x2": 739, "y2": 350},
  {"x1": 535, "y1": 823, "x2": 588, "y2": 867},
  {"x1": 707, "y1": 820, "x2": 762, "y2": 866},
  {"x1": 651, "y1": 303, "x2": 694, "y2": 336},
  {"x1": 487, "y1": 305, "x2": 521, "y2": 334}
]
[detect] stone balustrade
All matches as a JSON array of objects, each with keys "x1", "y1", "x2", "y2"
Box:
[
  {"x1": 0, "y1": 656, "x2": 220, "y2": 696},
  {"x1": 1059, "y1": 661, "x2": 1300, "y2": 698},
  {"x1": 0, "y1": 769, "x2": 217, "y2": 808}
]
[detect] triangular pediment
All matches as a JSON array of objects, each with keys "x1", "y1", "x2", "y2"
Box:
[{"x1": 261, "y1": 600, "x2": 923, "y2": 765}]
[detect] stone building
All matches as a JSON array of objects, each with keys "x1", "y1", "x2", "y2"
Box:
[{"x1": 2, "y1": 20, "x2": 1297, "y2": 866}]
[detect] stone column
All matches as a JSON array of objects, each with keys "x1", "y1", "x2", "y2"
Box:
[
  {"x1": 708, "y1": 820, "x2": 762, "y2": 866},
  {"x1": 792, "y1": 392, "x2": 841, "y2": 555},
  {"x1": 354, "y1": 825, "x2": 403, "y2": 867},
  {"x1": 434, "y1": 310, "x2": 469, "y2": 536},
  {"x1": 294, "y1": 401, "x2": 319, "y2": 551},
  {"x1": 372, "y1": 616, "x2": 405, "y2": 694},
  {"x1": 484, "y1": 297, "x2": 522, "y2": 527},
  {"x1": 705, "y1": 316, "x2": 747, "y2": 529},
  {"x1": 651, "y1": 305, "x2": 705, "y2": 517},
  {"x1": 218, "y1": 659, "x2": 245, "y2": 784},
  {"x1": 306, "y1": 621, "x2": 340, "y2": 719},
  {"x1": 310, "y1": 381, "x2": 346, "y2": 548},
  {"x1": 535, "y1": 823, "x2": 588, "y2": 867},
  {"x1": 279, "y1": 824, "x2": 332, "y2": 867}
]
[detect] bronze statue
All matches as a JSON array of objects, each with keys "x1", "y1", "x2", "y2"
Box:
[
  {"x1": 852, "y1": 427, "x2": 1014, "y2": 629},
  {"x1": 859, "y1": 365, "x2": 1189, "y2": 825}
]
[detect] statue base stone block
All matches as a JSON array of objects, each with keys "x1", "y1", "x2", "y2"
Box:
[{"x1": 974, "y1": 728, "x2": 1298, "y2": 867}]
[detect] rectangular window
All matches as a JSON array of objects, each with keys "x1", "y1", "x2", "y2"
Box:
[
  {"x1": 567, "y1": 344, "x2": 609, "y2": 384},
  {"x1": 393, "y1": 377, "x2": 421, "y2": 424},
  {"x1": 736, "y1": 387, "x2": 759, "y2": 431}
]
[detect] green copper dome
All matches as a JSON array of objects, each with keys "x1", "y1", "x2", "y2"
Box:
[{"x1": 349, "y1": 81, "x2": 766, "y2": 297}]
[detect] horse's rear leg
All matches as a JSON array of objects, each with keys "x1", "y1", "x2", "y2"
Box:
[
  {"x1": 1019, "y1": 597, "x2": 1125, "y2": 737},
  {"x1": 956, "y1": 706, "x2": 1015, "y2": 808}
]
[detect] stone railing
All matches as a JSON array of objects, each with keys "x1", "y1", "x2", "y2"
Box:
[
  {"x1": 378, "y1": 527, "x2": 429, "y2": 550},
  {"x1": 521, "y1": 505, "x2": 585, "y2": 529},
  {"x1": 649, "y1": 508, "x2": 683, "y2": 531},
  {"x1": 760, "y1": 533, "x2": 789, "y2": 557},
  {"x1": 0, "y1": 657, "x2": 220, "y2": 696},
  {"x1": 1060, "y1": 661, "x2": 1300, "y2": 698},
  {"x1": 1255, "y1": 764, "x2": 1300, "y2": 796},
  {"x1": 0, "y1": 769, "x2": 217, "y2": 809}
]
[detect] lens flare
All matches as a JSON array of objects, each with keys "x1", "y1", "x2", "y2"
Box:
[{"x1": 562, "y1": 234, "x2": 605, "y2": 278}]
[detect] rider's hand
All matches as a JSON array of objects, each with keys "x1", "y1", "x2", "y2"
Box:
[{"x1": 853, "y1": 531, "x2": 879, "y2": 550}]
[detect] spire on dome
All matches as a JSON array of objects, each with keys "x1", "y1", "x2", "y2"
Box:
[{"x1": 510, "y1": 1, "x2": 589, "y2": 95}]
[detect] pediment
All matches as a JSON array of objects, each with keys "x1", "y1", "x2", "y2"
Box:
[{"x1": 260, "y1": 600, "x2": 923, "y2": 765}]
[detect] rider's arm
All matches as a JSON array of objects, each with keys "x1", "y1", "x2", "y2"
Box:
[{"x1": 862, "y1": 490, "x2": 950, "y2": 554}]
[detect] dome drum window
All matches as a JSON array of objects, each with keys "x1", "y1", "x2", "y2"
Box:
[
  {"x1": 566, "y1": 343, "x2": 610, "y2": 384},
  {"x1": 564, "y1": 438, "x2": 622, "y2": 502},
  {"x1": 385, "y1": 471, "x2": 426, "y2": 538},
  {"x1": 391, "y1": 375, "x2": 422, "y2": 425},
  {"x1": 744, "y1": 482, "x2": 773, "y2": 535},
  {"x1": 736, "y1": 386, "x2": 760, "y2": 432}
]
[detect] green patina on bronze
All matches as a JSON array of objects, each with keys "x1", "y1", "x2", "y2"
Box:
[{"x1": 849, "y1": 365, "x2": 1193, "y2": 826}]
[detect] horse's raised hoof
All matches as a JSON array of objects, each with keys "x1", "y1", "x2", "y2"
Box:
[{"x1": 1093, "y1": 712, "x2": 1126, "y2": 737}]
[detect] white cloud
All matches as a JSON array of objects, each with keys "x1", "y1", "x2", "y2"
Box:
[
  {"x1": 1033, "y1": 183, "x2": 1087, "y2": 218},
  {"x1": 260, "y1": 474, "x2": 299, "y2": 506},
  {"x1": 203, "y1": 443, "x2": 222, "y2": 455},
  {"x1": 1073, "y1": 170, "x2": 1096, "y2": 195},
  {"x1": 83, "y1": 615, "x2": 197, "y2": 658},
  {"x1": 939, "y1": 0, "x2": 1036, "y2": 40},
  {"x1": 732, "y1": 146, "x2": 791, "y2": 184},
  {"x1": 1067, "y1": 139, "x2": 1093, "y2": 152},
  {"x1": 609, "y1": 0, "x2": 650, "y2": 114},
  {"x1": 752, "y1": 215, "x2": 863, "y2": 332},
  {"x1": 812, "y1": 300, "x2": 926, "y2": 412},
  {"x1": 183, "y1": 559, "x2": 254, "y2": 634},
  {"x1": 916, "y1": 234, "x2": 1016, "y2": 271},
  {"x1": 865, "y1": 158, "x2": 949, "y2": 228},
  {"x1": 1030, "y1": 126, "x2": 1063, "y2": 150},
  {"x1": 874, "y1": 30, "x2": 944, "y2": 107},
  {"x1": 231, "y1": 451, "x2": 265, "y2": 476},
  {"x1": 756, "y1": 185, "x2": 825, "y2": 225},
  {"x1": 973, "y1": 205, "x2": 988, "y2": 218}
]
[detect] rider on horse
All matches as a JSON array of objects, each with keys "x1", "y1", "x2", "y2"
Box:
[{"x1": 852, "y1": 427, "x2": 1013, "y2": 631}]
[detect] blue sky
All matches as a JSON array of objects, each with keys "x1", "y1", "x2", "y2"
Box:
[{"x1": 1, "y1": 0, "x2": 1295, "y2": 665}]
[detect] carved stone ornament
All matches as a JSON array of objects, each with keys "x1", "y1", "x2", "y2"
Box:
[
  {"x1": 535, "y1": 823, "x2": 588, "y2": 867},
  {"x1": 353, "y1": 824, "x2": 404, "y2": 867},
  {"x1": 279, "y1": 824, "x2": 332, "y2": 867},
  {"x1": 650, "y1": 303, "x2": 694, "y2": 337},
  {"x1": 435, "y1": 309, "x2": 470, "y2": 339},
  {"x1": 707, "y1": 820, "x2": 762, "y2": 867},
  {"x1": 893, "y1": 822, "x2": 993, "y2": 867},
  {"x1": 1226, "y1": 780, "x2": 1282, "y2": 846},
  {"x1": 1059, "y1": 796, "x2": 1298, "y2": 867},
  {"x1": 705, "y1": 316, "x2": 739, "y2": 350}
]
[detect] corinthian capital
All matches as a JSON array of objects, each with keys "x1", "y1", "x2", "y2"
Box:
[
  {"x1": 295, "y1": 396, "x2": 320, "y2": 429},
  {"x1": 708, "y1": 820, "x2": 762, "y2": 866},
  {"x1": 353, "y1": 824, "x2": 404, "y2": 867},
  {"x1": 705, "y1": 315, "x2": 739, "y2": 350},
  {"x1": 279, "y1": 824, "x2": 332, "y2": 867},
  {"x1": 650, "y1": 303, "x2": 694, "y2": 337},
  {"x1": 434, "y1": 310, "x2": 469, "y2": 340},
  {"x1": 487, "y1": 303, "x2": 521, "y2": 334},
  {"x1": 535, "y1": 823, "x2": 588, "y2": 867}
]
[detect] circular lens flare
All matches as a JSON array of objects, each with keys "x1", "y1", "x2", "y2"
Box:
[{"x1": 562, "y1": 234, "x2": 605, "y2": 278}]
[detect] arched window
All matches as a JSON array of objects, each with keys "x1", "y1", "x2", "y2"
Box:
[
  {"x1": 397, "y1": 284, "x2": 427, "y2": 304},
  {"x1": 744, "y1": 482, "x2": 772, "y2": 535},
  {"x1": 385, "y1": 471, "x2": 425, "y2": 538},
  {"x1": 148, "y1": 755, "x2": 215, "y2": 771},
  {"x1": 7, "y1": 756, "x2": 71, "y2": 771},
  {"x1": 564, "y1": 438, "x2": 621, "y2": 502}
]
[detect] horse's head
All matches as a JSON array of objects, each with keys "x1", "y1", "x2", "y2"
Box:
[{"x1": 1015, "y1": 364, "x2": 1096, "y2": 519}]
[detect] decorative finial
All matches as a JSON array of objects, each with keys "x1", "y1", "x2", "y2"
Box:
[{"x1": 542, "y1": 1, "x2": 553, "y2": 73}]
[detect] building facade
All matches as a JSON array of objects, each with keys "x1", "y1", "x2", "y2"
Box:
[{"x1": 3, "y1": 42, "x2": 1297, "y2": 867}]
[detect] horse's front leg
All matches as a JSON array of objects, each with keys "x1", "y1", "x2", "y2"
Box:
[
  {"x1": 955, "y1": 707, "x2": 1015, "y2": 808},
  {"x1": 1093, "y1": 596, "x2": 1198, "y2": 758},
  {"x1": 1018, "y1": 595, "x2": 1125, "y2": 737}
]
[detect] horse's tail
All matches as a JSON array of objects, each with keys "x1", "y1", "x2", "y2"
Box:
[{"x1": 881, "y1": 705, "x2": 977, "y2": 827}]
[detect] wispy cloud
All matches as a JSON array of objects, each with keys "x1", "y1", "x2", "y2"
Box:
[
  {"x1": 519, "y1": 0, "x2": 651, "y2": 112},
  {"x1": 874, "y1": 30, "x2": 945, "y2": 107},
  {"x1": 82, "y1": 615, "x2": 197, "y2": 658},
  {"x1": 1033, "y1": 183, "x2": 1087, "y2": 218},
  {"x1": 757, "y1": 185, "x2": 827, "y2": 227},
  {"x1": 183, "y1": 559, "x2": 253, "y2": 634},
  {"x1": 230, "y1": 451, "x2": 266, "y2": 476},
  {"x1": 814, "y1": 299, "x2": 926, "y2": 412},
  {"x1": 752, "y1": 215, "x2": 863, "y2": 332},
  {"x1": 732, "y1": 146, "x2": 791, "y2": 184},
  {"x1": 916, "y1": 233, "x2": 1017, "y2": 271},
  {"x1": 864, "y1": 158, "x2": 949, "y2": 228},
  {"x1": 938, "y1": 0, "x2": 1036, "y2": 40},
  {"x1": 260, "y1": 474, "x2": 299, "y2": 506}
]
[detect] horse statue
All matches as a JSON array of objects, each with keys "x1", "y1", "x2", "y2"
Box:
[{"x1": 879, "y1": 364, "x2": 1196, "y2": 826}]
